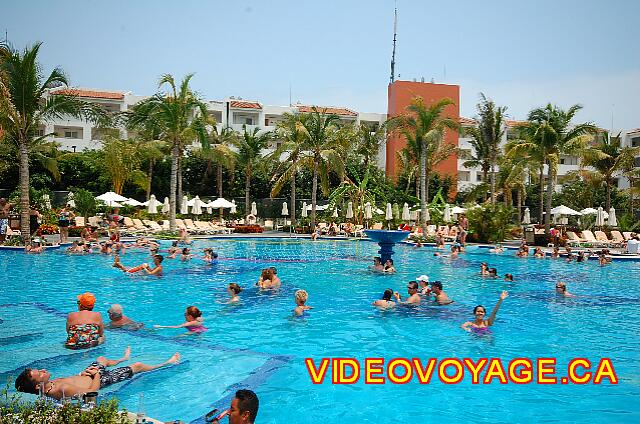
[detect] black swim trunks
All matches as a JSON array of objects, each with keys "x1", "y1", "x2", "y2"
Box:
[{"x1": 87, "y1": 361, "x2": 133, "y2": 388}]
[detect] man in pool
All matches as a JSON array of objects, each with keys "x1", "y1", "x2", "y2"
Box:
[
  {"x1": 430, "y1": 281, "x2": 454, "y2": 305},
  {"x1": 394, "y1": 281, "x2": 421, "y2": 306},
  {"x1": 107, "y1": 304, "x2": 143, "y2": 329},
  {"x1": 113, "y1": 254, "x2": 164, "y2": 275},
  {"x1": 14, "y1": 346, "x2": 180, "y2": 400},
  {"x1": 208, "y1": 389, "x2": 259, "y2": 424},
  {"x1": 555, "y1": 282, "x2": 575, "y2": 297}
]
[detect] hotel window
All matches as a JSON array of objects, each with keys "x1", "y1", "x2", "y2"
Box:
[
  {"x1": 245, "y1": 117, "x2": 253, "y2": 125},
  {"x1": 458, "y1": 171, "x2": 470, "y2": 182},
  {"x1": 476, "y1": 174, "x2": 483, "y2": 182},
  {"x1": 560, "y1": 156, "x2": 578, "y2": 166},
  {"x1": 64, "y1": 131, "x2": 79, "y2": 139},
  {"x1": 632, "y1": 137, "x2": 640, "y2": 147}
]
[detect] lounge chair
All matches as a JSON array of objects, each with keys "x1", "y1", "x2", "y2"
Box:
[
  {"x1": 581, "y1": 230, "x2": 606, "y2": 247},
  {"x1": 74, "y1": 216, "x2": 85, "y2": 227},
  {"x1": 594, "y1": 230, "x2": 621, "y2": 248},
  {"x1": 132, "y1": 218, "x2": 151, "y2": 233},
  {"x1": 264, "y1": 220, "x2": 274, "y2": 230},
  {"x1": 565, "y1": 231, "x2": 586, "y2": 247},
  {"x1": 353, "y1": 225, "x2": 365, "y2": 237},
  {"x1": 610, "y1": 230, "x2": 626, "y2": 245},
  {"x1": 88, "y1": 216, "x2": 100, "y2": 227},
  {"x1": 174, "y1": 219, "x2": 190, "y2": 232},
  {"x1": 182, "y1": 219, "x2": 201, "y2": 233},
  {"x1": 143, "y1": 220, "x2": 163, "y2": 233},
  {"x1": 622, "y1": 232, "x2": 633, "y2": 241},
  {"x1": 194, "y1": 220, "x2": 217, "y2": 234},
  {"x1": 122, "y1": 217, "x2": 146, "y2": 234}
]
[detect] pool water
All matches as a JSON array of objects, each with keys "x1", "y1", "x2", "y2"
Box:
[{"x1": 1, "y1": 238, "x2": 639, "y2": 423}]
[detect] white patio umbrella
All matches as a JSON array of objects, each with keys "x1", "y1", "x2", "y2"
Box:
[
  {"x1": 451, "y1": 206, "x2": 466, "y2": 215},
  {"x1": 162, "y1": 197, "x2": 170, "y2": 214},
  {"x1": 282, "y1": 202, "x2": 289, "y2": 216},
  {"x1": 608, "y1": 207, "x2": 617, "y2": 227},
  {"x1": 66, "y1": 192, "x2": 75, "y2": 208},
  {"x1": 550, "y1": 205, "x2": 582, "y2": 216},
  {"x1": 124, "y1": 198, "x2": 144, "y2": 207},
  {"x1": 385, "y1": 203, "x2": 393, "y2": 220},
  {"x1": 364, "y1": 202, "x2": 373, "y2": 220},
  {"x1": 109, "y1": 201, "x2": 124, "y2": 208},
  {"x1": 96, "y1": 191, "x2": 128, "y2": 207},
  {"x1": 191, "y1": 196, "x2": 203, "y2": 215},
  {"x1": 580, "y1": 207, "x2": 598, "y2": 215},
  {"x1": 230, "y1": 200, "x2": 237, "y2": 214},
  {"x1": 251, "y1": 202, "x2": 257, "y2": 216},
  {"x1": 402, "y1": 203, "x2": 410, "y2": 221},
  {"x1": 522, "y1": 207, "x2": 531, "y2": 225},
  {"x1": 595, "y1": 206, "x2": 606, "y2": 227},
  {"x1": 209, "y1": 198, "x2": 235, "y2": 208},
  {"x1": 301, "y1": 202, "x2": 308, "y2": 218},
  {"x1": 147, "y1": 195, "x2": 160, "y2": 214},
  {"x1": 180, "y1": 196, "x2": 189, "y2": 214},
  {"x1": 346, "y1": 202, "x2": 354, "y2": 219},
  {"x1": 207, "y1": 204, "x2": 213, "y2": 214},
  {"x1": 443, "y1": 204, "x2": 452, "y2": 222},
  {"x1": 332, "y1": 207, "x2": 339, "y2": 218}
]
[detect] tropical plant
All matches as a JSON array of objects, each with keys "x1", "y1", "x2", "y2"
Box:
[
  {"x1": 466, "y1": 203, "x2": 516, "y2": 243},
  {"x1": 0, "y1": 42, "x2": 107, "y2": 241},
  {"x1": 71, "y1": 188, "x2": 97, "y2": 219},
  {"x1": 393, "y1": 97, "x2": 459, "y2": 234},
  {"x1": 328, "y1": 163, "x2": 386, "y2": 225},
  {"x1": 126, "y1": 73, "x2": 209, "y2": 231},
  {"x1": 513, "y1": 104, "x2": 597, "y2": 233},
  {"x1": 235, "y1": 125, "x2": 273, "y2": 214},
  {"x1": 352, "y1": 121, "x2": 388, "y2": 169},
  {"x1": 269, "y1": 113, "x2": 306, "y2": 225},
  {"x1": 579, "y1": 131, "x2": 640, "y2": 211},
  {"x1": 101, "y1": 135, "x2": 146, "y2": 194},
  {"x1": 297, "y1": 107, "x2": 346, "y2": 228}
]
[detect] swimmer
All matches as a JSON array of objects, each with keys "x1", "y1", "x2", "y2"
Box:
[
  {"x1": 450, "y1": 245, "x2": 459, "y2": 258},
  {"x1": 394, "y1": 281, "x2": 421, "y2": 306},
  {"x1": 178, "y1": 228, "x2": 192, "y2": 244},
  {"x1": 488, "y1": 267, "x2": 498, "y2": 278},
  {"x1": 227, "y1": 283, "x2": 242, "y2": 303},
  {"x1": 168, "y1": 241, "x2": 179, "y2": 256},
  {"x1": 257, "y1": 268, "x2": 280, "y2": 289},
  {"x1": 383, "y1": 259, "x2": 396, "y2": 273},
  {"x1": 429, "y1": 281, "x2": 453, "y2": 305},
  {"x1": 461, "y1": 290, "x2": 508, "y2": 332},
  {"x1": 480, "y1": 262, "x2": 489, "y2": 276},
  {"x1": 598, "y1": 253, "x2": 611, "y2": 266},
  {"x1": 504, "y1": 273, "x2": 514, "y2": 282},
  {"x1": 555, "y1": 282, "x2": 575, "y2": 297},
  {"x1": 293, "y1": 289, "x2": 313, "y2": 316},
  {"x1": 371, "y1": 257, "x2": 384, "y2": 272},
  {"x1": 154, "y1": 306, "x2": 207, "y2": 334},
  {"x1": 489, "y1": 244, "x2": 504, "y2": 253},
  {"x1": 533, "y1": 247, "x2": 545, "y2": 258},
  {"x1": 269, "y1": 267, "x2": 282, "y2": 286},
  {"x1": 180, "y1": 247, "x2": 192, "y2": 261},
  {"x1": 416, "y1": 275, "x2": 430, "y2": 295},
  {"x1": 203, "y1": 248, "x2": 219, "y2": 263},
  {"x1": 25, "y1": 239, "x2": 45, "y2": 254},
  {"x1": 372, "y1": 288, "x2": 396, "y2": 309},
  {"x1": 413, "y1": 240, "x2": 423, "y2": 248},
  {"x1": 551, "y1": 246, "x2": 560, "y2": 259},
  {"x1": 113, "y1": 254, "x2": 164, "y2": 276}
]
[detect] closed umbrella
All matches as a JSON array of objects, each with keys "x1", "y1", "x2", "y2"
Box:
[
  {"x1": 162, "y1": 197, "x2": 170, "y2": 214},
  {"x1": 332, "y1": 208, "x2": 339, "y2": 218},
  {"x1": 443, "y1": 204, "x2": 451, "y2": 222},
  {"x1": 180, "y1": 196, "x2": 189, "y2": 215},
  {"x1": 385, "y1": 203, "x2": 393, "y2": 220},
  {"x1": 522, "y1": 207, "x2": 531, "y2": 225},
  {"x1": 364, "y1": 202, "x2": 372, "y2": 220},
  {"x1": 147, "y1": 195, "x2": 160, "y2": 214},
  {"x1": 42, "y1": 194, "x2": 51, "y2": 210},
  {"x1": 191, "y1": 196, "x2": 203, "y2": 215},
  {"x1": 207, "y1": 204, "x2": 213, "y2": 214},
  {"x1": 392, "y1": 203, "x2": 400, "y2": 220},
  {"x1": 346, "y1": 202, "x2": 354, "y2": 219},
  {"x1": 251, "y1": 202, "x2": 257, "y2": 216},
  {"x1": 230, "y1": 200, "x2": 237, "y2": 214},
  {"x1": 410, "y1": 210, "x2": 419, "y2": 221},
  {"x1": 608, "y1": 207, "x2": 617, "y2": 227},
  {"x1": 301, "y1": 202, "x2": 308, "y2": 218},
  {"x1": 595, "y1": 206, "x2": 606, "y2": 227},
  {"x1": 402, "y1": 203, "x2": 410, "y2": 221},
  {"x1": 282, "y1": 202, "x2": 289, "y2": 216},
  {"x1": 66, "y1": 192, "x2": 75, "y2": 208}
]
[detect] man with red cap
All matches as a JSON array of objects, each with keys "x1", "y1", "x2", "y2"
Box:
[{"x1": 65, "y1": 292, "x2": 105, "y2": 349}]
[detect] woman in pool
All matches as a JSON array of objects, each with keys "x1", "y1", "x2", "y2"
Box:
[
  {"x1": 113, "y1": 254, "x2": 164, "y2": 276},
  {"x1": 372, "y1": 288, "x2": 396, "y2": 309},
  {"x1": 227, "y1": 283, "x2": 242, "y2": 303},
  {"x1": 461, "y1": 290, "x2": 508, "y2": 333},
  {"x1": 383, "y1": 259, "x2": 396, "y2": 273},
  {"x1": 180, "y1": 247, "x2": 192, "y2": 261},
  {"x1": 257, "y1": 268, "x2": 280, "y2": 289},
  {"x1": 533, "y1": 247, "x2": 545, "y2": 258},
  {"x1": 293, "y1": 290, "x2": 313, "y2": 317},
  {"x1": 154, "y1": 306, "x2": 207, "y2": 334}
]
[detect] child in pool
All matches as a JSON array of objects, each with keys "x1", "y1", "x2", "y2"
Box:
[
  {"x1": 293, "y1": 290, "x2": 313, "y2": 317},
  {"x1": 154, "y1": 306, "x2": 207, "y2": 334}
]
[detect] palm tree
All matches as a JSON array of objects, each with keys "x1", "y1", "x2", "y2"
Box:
[
  {"x1": 0, "y1": 42, "x2": 107, "y2": 240},
  {"x1": 394, "y1": 97, "x2": 459, "y2": 234},
  {"x1": 473, "y1": 94, "x2": 506, "y2": 205},
  {"x1": 396, "y1": 147, "x2": 419, "y2": 196},
  {"x1": 580, "y1": 131, "x2": 640, "y2": 211},
  {"x1": 126, "y1": 73, "x2": 208, "y2": 231},
  {"x1": 462, "y1": 125, "x2": 491, "y2": 192},
  {"x1": 297, "y1": 108, "x2": 346, "y2": 228},
  {"x1": 269, "y1": 113, "x2": 306, "y2": 225},
  {"x1": 235, "y1": 125, "x2": 273, "y2": 215},
  {"x1": 196, "y1": 125, "x2": 237, "y2": 218},
  {"x1": 526, "y1": 104, "x2": 597, "y2": 233},
  {"x1": 353, "y1": 121, "x2": 388, "y2": 169}
]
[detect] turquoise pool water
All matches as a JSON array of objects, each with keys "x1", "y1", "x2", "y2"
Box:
[{"x1": 1, "y1": 238, "x2": 639, "y2": 423}]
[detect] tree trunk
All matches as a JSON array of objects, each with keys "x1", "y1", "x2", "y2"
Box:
[
  {"x1": 516, "y1": 188, "x2": 522, "y2": 221},
  {"x1": 177, "y1": 155, "x2": 183, "y2": 211},
  {"x1": 19, "y1": 141, "x2": 31, "y2": 242},
  {"x1": 311, "y1": 160, "x2": 319, "y2": 229},
  {"x1": 146, "y1": 159, "x2": 154, "y2": 201},
  {"x1": 245, "y1": 166, "x2": 251, "y2": 217},
  {"x1": 420, "y1": 140, "x2": 427, "y2": 234},
  {"x1": 538, "y1": 162, "x2": 545, "y2": 224},
  {"x1": 217, "y1": 165, "x2": 223, "y2": 220},
  {"x1": 483, "y1": 168, "x2": 489, "y2": 201},
  {"x1": 544, "y1": 162, "x2": 555, "y2": 234},
  {"x1": 605, "y1": 179, "x2": 611, "y2": 212},
  {"x1": 490, "y1": 162, "x2": 496, "y2": 206},
  {"x1": 290, "y1": 169, "x2": 296, "y2": 226},
  {"x1": 415, "y1": 175, "x2": 420, "y2": 199},
  {"x1": 169, "y1": 144, "x2": 179, "y2": 232}
]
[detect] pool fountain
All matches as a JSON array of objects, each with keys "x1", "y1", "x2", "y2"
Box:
[{"x1": 363, "y1": 229, "x2": 409, "y2": 263}]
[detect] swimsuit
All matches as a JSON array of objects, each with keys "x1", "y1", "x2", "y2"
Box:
[
  {"x1": 187, "y1": 324, "x2": 207, "y2": 333},
  {"x1": 65, "y1": 324, "x2": 101, "y2": 349},
  {"x1": 86, "y1": 361, "x2": 133, "y2": 388}
]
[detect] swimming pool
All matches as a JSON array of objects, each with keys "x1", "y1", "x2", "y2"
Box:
[{"x1": 1, "y1": 238, "x2": 639, "y2": 423}]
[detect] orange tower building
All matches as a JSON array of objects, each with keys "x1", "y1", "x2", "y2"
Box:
[{"x1": 386, "y1": 80, "x2": 460, "y2": 196}]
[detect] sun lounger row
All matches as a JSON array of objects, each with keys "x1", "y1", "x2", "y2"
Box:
[
  {"x1": 410, "y1": 225, "x2": 460, "y2": 241},
  {"x1": 565, "y1": 230, "x2": 631, "y2": 248},
  {"x1": 74, "y1": 216, "x2": 234, "y2": 235}
]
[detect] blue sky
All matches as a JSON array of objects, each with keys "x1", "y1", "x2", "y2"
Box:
[{"x1": 4, "y1": 0, "x2": 639, "y2": 128}]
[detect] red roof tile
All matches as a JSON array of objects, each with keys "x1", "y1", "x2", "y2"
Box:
[
  {"x1": 506, "y1": 120, "x2": 527, "y2": 128},
  {"x1": 52, "y1": 89, "x2": 124, "y2": 100},
  {"x1": 297, "y1": 105, "x2": 357, "y2": 117},
  {"x1": 459, "y1": 116, "x2": 477, "y2": 126},
  {"x1": 627, "y1": 128, "x2": 640, "y2": 134},
  {"x1": 230, "y1": 101, "x2": 262, "y2": 109}
]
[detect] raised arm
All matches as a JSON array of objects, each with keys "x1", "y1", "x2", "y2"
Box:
[{"x1": 487, "y1": 291, "x2": 508, "y2": 326}]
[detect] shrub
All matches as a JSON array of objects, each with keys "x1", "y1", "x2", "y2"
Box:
[
  {"x1": 466, "y1": 204, "x2": 516, "y2": 243},
  {"x1": 233, "y1": 225, "x2": 263, "y2": 234},
  {"x1": 36, "y1": 224, "x2": 59, "y2": 235},
  {"x1": 71, "y1": 188, "x2": 97, "y2": 219}
]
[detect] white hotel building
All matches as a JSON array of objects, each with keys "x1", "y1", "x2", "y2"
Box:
[{"x1": 43, "y1": 88, "x2": 638, "y2": 192}]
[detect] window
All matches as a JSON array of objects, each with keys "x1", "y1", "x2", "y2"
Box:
[
  {"x1": 458, "y1": 171, "x2": 470, "y2": 182},
  {"x1": 476, "y1": 174, "x2": 483, "y2": 182},
  {"x1": 634, "y1": 157, "x2": 640, "y2": 167},
  {"x1": 560, "y1": 156, "x2": 578, "y2": 166},
  {"x1": 35, "y1": 129, "x2": 45, "y2": 137},
  {"x1": 632, "y1": 137, "x2": 640, "y2": 147},
  {"x1": 245, "y1": 117, "x2": 253, "y2": 125},
  {"x1": 65, "y1": 131, "x2": 79, "y2": 139}
]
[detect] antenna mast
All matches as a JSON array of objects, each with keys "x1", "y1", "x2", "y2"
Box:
[{"x1": 390, "y1": 1, "x2": 397, "y2": 84}]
